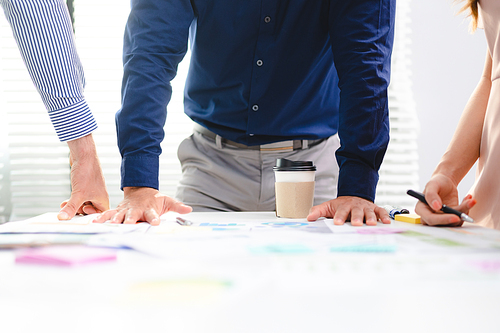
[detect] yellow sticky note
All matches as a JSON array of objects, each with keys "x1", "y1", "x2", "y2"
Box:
[{"x1": 394, "y1": 213, "x2": 421, "y2": 224}]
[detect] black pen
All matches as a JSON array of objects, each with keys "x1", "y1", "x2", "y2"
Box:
[
  {"x1": 407, "y1": 189, "x2": 475, "y2": 223},
  {"x1": 176, "y1": 217, "x2": 193, "y2": 226}
]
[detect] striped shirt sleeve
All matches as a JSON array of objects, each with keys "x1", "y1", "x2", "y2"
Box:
[{"x1": 0, "y1": 0, "x2": 97, "y2": 142}]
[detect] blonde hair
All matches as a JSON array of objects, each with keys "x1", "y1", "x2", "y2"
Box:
[{"x1": 458, "y1": 0, "x2": 479, "y2": 32}]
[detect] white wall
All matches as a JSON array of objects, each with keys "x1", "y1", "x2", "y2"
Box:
[{"x1": 410, "y1": 0, "x2": 487, "y2": 198}]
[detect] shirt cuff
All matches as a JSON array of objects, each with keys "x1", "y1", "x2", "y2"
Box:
[
  {"x1": 337, "y1": 162, "x2": 379, "y2": 202},
  {"x1": 48, "y1": 100, "x2": 98, "y2": 142},
  {"x1": 121, "y1": 155, "x2": 160, "y2": 190}
]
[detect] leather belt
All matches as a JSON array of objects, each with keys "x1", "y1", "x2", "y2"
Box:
[{"x1": 193, "y1": 123, "x2": 326, "y2": 152}]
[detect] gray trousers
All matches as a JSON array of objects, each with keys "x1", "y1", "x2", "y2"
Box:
[{"x1": 175, "y1": 131, "x2": 340, "y2": 212}]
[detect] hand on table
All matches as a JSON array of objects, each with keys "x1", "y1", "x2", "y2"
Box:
[
  {"x1": 415, "y1": 174, "x2": 476, "y2": 227},
  {"x1": 93, "y1": 187, "x2": 192, "y2": 225},
  {"x1": 307, "y1": 196, "x2": 391, "y2": 226},
  {"x1": 58, "y1": 134, "x2": 109, "y2": 220}
]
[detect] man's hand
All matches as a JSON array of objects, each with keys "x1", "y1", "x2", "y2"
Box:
[
  {"x1": 58, "y1": 134, "x2": 109, "y2": 220},
  {"x1": 307, "y1": 196, "x2": 391, "y2": 226},
  {"x1": 415, "y1": 174, "x2": 476, "y2": 227},
  {"x1": 93, "y1": 187, "x2": 192, "y2": 226}
]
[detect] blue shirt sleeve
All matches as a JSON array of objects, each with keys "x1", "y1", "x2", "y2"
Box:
[
  {"x1": 118, "y1": 0, "x2": 194, "y2": 189},
  {"x1": 329, "y1": 0, "x2": 395, "y2": 202}
]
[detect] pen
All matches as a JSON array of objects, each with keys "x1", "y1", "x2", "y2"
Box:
[
  {"x1": 407, "y1": 189, "x2": 475, "y2": 223},
  {"x1": 176, "y1": 217, "x2": 193, "y2": 226}
]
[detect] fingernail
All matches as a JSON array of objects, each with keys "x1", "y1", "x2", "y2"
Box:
[
  {"x1": 58, "y1": 212, "x2": 69, "y2": 220},
  {"x1": 431, "y1": 200, "x2": 441, "y2": 210},
  {"x1": 366, "y1": 219, "x2": 377, "y2": 225},
  {"x1": 333, "y1": 219, "x2": 343, "y2": 225}
]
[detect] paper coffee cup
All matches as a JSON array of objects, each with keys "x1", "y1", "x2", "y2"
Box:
[{"x1": 273, "y1": 159, "x2": 316, "y2": 218}]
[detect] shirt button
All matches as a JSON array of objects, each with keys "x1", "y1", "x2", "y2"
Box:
[
  {"x1": 256, "y1": 59, "x2": 263, "y2": 66},
  {"x1": 252, "y1": 104, "x2": 259, "y2": 111},
  {"x1": 249, "y1": 133, "x2": 255, "y2": 136},
  {"x1": 264, "y1": 16, "x2": 271, "y2": 23}
]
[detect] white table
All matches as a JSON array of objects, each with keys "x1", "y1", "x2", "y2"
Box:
[{"x1": 1, "y1": 212, "x2": 499, "y2": 333}]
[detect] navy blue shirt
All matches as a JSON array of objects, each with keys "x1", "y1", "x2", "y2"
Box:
[{"x1": 118, "y1": 0, "x2": 395, "y2": 202}]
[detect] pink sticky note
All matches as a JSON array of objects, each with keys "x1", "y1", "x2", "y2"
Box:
[{"x1": 15, "y1": 246, "x2": 117, "y2": 266}]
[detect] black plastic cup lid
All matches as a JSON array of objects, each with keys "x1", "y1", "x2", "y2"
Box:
[{"x1": 273, "y1": 158, "x2": 316, "y2": 171}]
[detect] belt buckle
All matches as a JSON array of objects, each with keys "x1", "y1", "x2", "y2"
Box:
[{"x1": 260, "y1": 140, "x2": 295, "y2": 152}]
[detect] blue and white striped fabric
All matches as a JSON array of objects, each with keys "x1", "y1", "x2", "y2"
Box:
[{"x1": 0, "y1": 0, "x2": 97, "y2": 142}]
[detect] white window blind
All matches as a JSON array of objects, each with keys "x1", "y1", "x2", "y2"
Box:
[
  {"x1": 376, "y1": 0, "x2": 420, "y2": 208},
  {"x1": 0, "y1": 0, "x2": 417, "y2": 221},
  {"x1": 0, "y1": 48, "x2": 11, "y2": 223},
  {"x1": 0, "y1": 12, "x2": 71, "y2": 222}
]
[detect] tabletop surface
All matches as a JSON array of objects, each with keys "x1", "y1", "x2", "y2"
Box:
[{"x1": 1, "y1": 211, "x2": 499, "y2": 333}]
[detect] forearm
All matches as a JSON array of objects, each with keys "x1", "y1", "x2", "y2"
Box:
[
  {"x1": 433, "y1": 53, "x2": 492, "y2": 185},
  {"x1": 433, "y1": 77, "x2": 491, "y2": 184},
  {"x1": 1, "y1": 0, "x2": 97, "y2": 142},
  {"x1": 67, "y1": 134, "x2": 98, "y2": 162}
]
